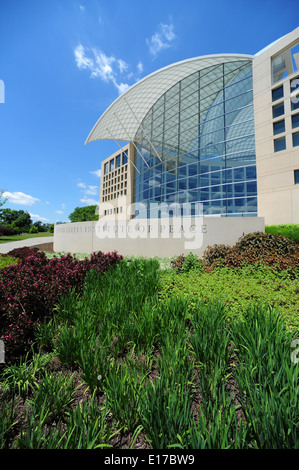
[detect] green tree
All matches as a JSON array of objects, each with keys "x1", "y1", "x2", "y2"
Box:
[
  {"x1": 33, "y1": 220, "x2": 47, "y2": 232},
  {"x1": 68, "y1": 205, "x2": 98, "y2": 223},
  {"x1": 0, "y1": 189, "x2": 7, "y2": 208},
  {"x1": 0, "y1": 209, "x2": 32, "y2": 232}
]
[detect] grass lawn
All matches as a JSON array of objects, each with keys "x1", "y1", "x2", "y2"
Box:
[{"x1": 0, "y1": 232, "x2": 53, "y2": 244}]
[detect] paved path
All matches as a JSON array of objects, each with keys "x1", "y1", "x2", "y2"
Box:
[{"x1": 0, "y1": 236, "x2": 54, "y2": 254}]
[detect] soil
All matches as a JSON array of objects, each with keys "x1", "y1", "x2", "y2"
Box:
[{"x1": 31, "y1": 242, "x2": 54, "y2": 253}]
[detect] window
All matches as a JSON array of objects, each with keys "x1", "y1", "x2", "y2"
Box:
[
  {"x1": 292, "y1": 114, "x2": 299, "y2": 129},
  {"x1": 293, "y1": 132, "x2": 299, "y2": 147},
  {"x1": 116, "y1": 154, "x2": 121, "y2": 168},
  {"x1": 110, "y1": 159, "x2": 114, "y2": 172},
  {"x1": 104, "y1": 162, "x2": 109, "y2": 175},
  {"x1": 291, "y1": 95, "x2": 299, "y2": 111},
  {"x1": 273, "y1": 102, "x2": 284, "y2": 118},
  {"x1": 272, "y1": 42, "x2": 299, "y2": 84},
  {"x1": 274, "y1": 136, "x2": 286, "y2": 152},
  {"x1": 294, "y1": 170, "x2": 299, "y2": 185},
  {"x1": 291, "y1": 77, "x2": 299, "y2": 92},
  {"x1": 272, "y1": 85, "x2": 283, "y2": 101},
  {"x1": 122, "y1": 150, "x2": 128, "y2": 165},
  {"x1": 273, "y1": 119, "x2": 285, "y2": 135}
]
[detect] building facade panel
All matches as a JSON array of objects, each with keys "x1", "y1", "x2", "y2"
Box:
[{"x1": 253, "y1": 27, "x2": 299, "y2": 224}]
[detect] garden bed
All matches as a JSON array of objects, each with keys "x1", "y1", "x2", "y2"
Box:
[{"x1": 0, "y1": 233, "x2": 299, "y2": 449}]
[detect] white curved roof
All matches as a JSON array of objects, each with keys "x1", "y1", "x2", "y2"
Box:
[{"x1": 85, "y1": 54, "x2": 254, "y2": 145}]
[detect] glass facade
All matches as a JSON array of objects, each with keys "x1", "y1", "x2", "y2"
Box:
[{"x1": 133, "y1": 60, "x2": 257, "y2": 217}]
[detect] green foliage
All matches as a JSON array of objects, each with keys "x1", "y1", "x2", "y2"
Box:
[
  {"x1": 68, "y1": 205, "x2": 98, "y2": 223},
  {"x1": 32, "y1": 221, "x2": 47, "y2": 232},
  {"x1": 171, "y1": 252, "x2": 206, "y2": 273},
  {"x1": 49, "y1": 224, "x2": 54, "y2": 233},
  {"x1": 29, "y1": 225, "x2": 38, "y2": 234},
  {"x1": 0, "y1": 255, "x2": 18, "y2": 269},
  {"x1": 230, "y1": 304, "x2": 299, "y2": 448},
  {"x1": 0, "y1": 208, "x2": 32, "y2": 232},
  {"x1": 1, "y1": 256, "x2": 299, "y2": 449},
  {"x1": 0, "y1": 190, "x2": 8, "y2": 208},
  {"x1": 159, "y1": 265, "x2": 299, "y2": 332},
  {"x1": 265, "y1": 224, "x2": 299, "y2": 243}
]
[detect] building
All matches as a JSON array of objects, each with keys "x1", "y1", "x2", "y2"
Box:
[{"x1": 86, "y1": 27, "x2": 299, "y2": 226}]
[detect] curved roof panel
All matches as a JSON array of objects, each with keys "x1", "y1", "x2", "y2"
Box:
[{"x1": 85, "y1": 54, "x2": 254, "y2": 145}]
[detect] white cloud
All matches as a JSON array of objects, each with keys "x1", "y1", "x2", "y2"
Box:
[
  {"x1": 114, "y1": 82, "x2": 130, "y2": 94},
  {"x1": 137, "y1": 61, "x2": 144, "y2": 74},
  {"x1": 146, "y1": 22, "x2": 176, "y2": 57},
  {"x1": 118, "y1": 59, "x2": 128, "y2": 73},
  {"x1": 90, "y1": 169, "x2": 101, "y2": 178},
  {"x1": 74, "y1": 44, "x2": 94, "y2": 70},
  {"x1": 85, "y1": 185, "x2": 98, "y2": 196},
  {"x1": 74, "y1": 44, "x2": 130, "y2": 95},
  {"x1": 77, "y1": 181, "x2": 99, "y2": 203},
  {"x1": 3, "y1": 191, "x2": 39, "y2": 206},
  {"x1": 29, "y1": 213, "x2": 49, "y2": 222},
  {"x1": 80, "y1": 5, "x2": 85, "y2": 12},
  {"x1": 55, "y1": 210, "x2": 64, "y2": 214},
  {"x1": 80, "y1": 197, "x2": 98, "y2": 205}
]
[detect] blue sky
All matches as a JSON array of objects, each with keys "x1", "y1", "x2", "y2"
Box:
[{"x1": 0, "y1": 0, "x2": 298, "y2": 224}]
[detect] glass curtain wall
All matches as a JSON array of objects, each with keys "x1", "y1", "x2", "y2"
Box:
[{"x1": 134, "y1": 60, "x2": 257, "y2": 217}]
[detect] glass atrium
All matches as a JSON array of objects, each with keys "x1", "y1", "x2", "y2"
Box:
[{"x1": 134, "y1": 60, "x2": 257, "y2": 217}]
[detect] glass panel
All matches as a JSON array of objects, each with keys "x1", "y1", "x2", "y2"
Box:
[
  {"x1": 294, "y1": 170, "x2": 299, "y2": 184},
  {"x1": 225, "y1": 90, "x2": 253, "y2": 113},
  {"x1": 273, "y1": 119, "x2": 285, "y2": 135},
  {"x1": 110, "y1": 159, "x2": 115, "y2": 172},
  {"x1": 188, "y1": 176, "x2": 198, "y2": 189},
  {"x1": 225, "y1": 76, "x2": 253, "y2": 101},
  {"x1": 122, "y1": 151, "x2": 128, "y2": 165},
  {"x1": 272, "y1": 42, "x2": 299, "y2": 84},
  {"x1": 246, "y1": 166, "x2": 256, "y2": 179},
  {"x1": 272, "y1": 85, "x2": 284, "y2": 101},
  {"x1": 274, "y1": 137, "x2": 286, "y2": 152},
  {"x1": 272, "y1": 102, "x2": 285, "y2": 118},
  {"x1": 292, "y1": 114, "x2": 299, "y2": 129},
  {"x1": 293, "y1": 132, "x2": 299, "y2": 147},
  {"x1": 116, "y1": 154, "x2": 121, "y2": 168},
  {"x1": 246, "y1": 181, "x2": 257, "y2": 195},
  {"x1": 291, "y1": 95, "x2": 299, "y2": 111},
  {"x1": 104, "y1": 162, "x2": 109, "y2": 175},
  {"x1": 290, "y1": 77, "x2": 299, "y2": 92}
]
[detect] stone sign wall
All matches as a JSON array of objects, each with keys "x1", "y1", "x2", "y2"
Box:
[{"x1": 54, "y1": 216, "x2": 265, "y2": 257}]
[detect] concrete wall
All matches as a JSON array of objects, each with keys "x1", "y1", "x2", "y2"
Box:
[
  {"x1": 253, "y1": 27, "x2": 299, "y2": 224},
  {"x1": 54, "y1": 216, "x2": 265, "y2": 258}
]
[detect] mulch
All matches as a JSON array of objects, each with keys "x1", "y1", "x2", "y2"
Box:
[{"x1": 31, "y1": 242, "x2": 54, "y2": 253}]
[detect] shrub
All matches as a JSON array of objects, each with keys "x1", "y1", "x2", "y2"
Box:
[
  {"x1": 203, "y1": 244, "x2": 233, "y2": 265},
  {"x1": 234, "y1": 231, "x2": 297, "y2": 256},
  {"x1": 5, "y1": 246, "x2": 40, "y2": 260},
  {"x1": 29, "y1": 225, "x2": 38, "y2": 234},
  {"x1": 0, "y1": 250, "x2": 123, "y2": 363},
  {"x1": 0, "y1": 226, "x2": 17, "y2": 237},
  {"x1": 211, "y1": 232, "x2": 299, "y2": 277},
  {"x1": 171, "y1": 253, "x2": 206, "y2": 273}
]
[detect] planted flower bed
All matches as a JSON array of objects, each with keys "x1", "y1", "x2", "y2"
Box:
[
  {"x1": 0, "y1": 247, "x2": 123, "y2": 362},
  {"x1": 0, "y1": 233, "x2": 298, "y2": 449}
]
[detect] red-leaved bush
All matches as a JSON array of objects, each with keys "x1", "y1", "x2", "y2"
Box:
[
  {"x1": 0, "y1": 226, "x2": 17, "y2": 237},
  {"x1": 0, "y1": 249, "x2": 123, "y2": 362}
]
